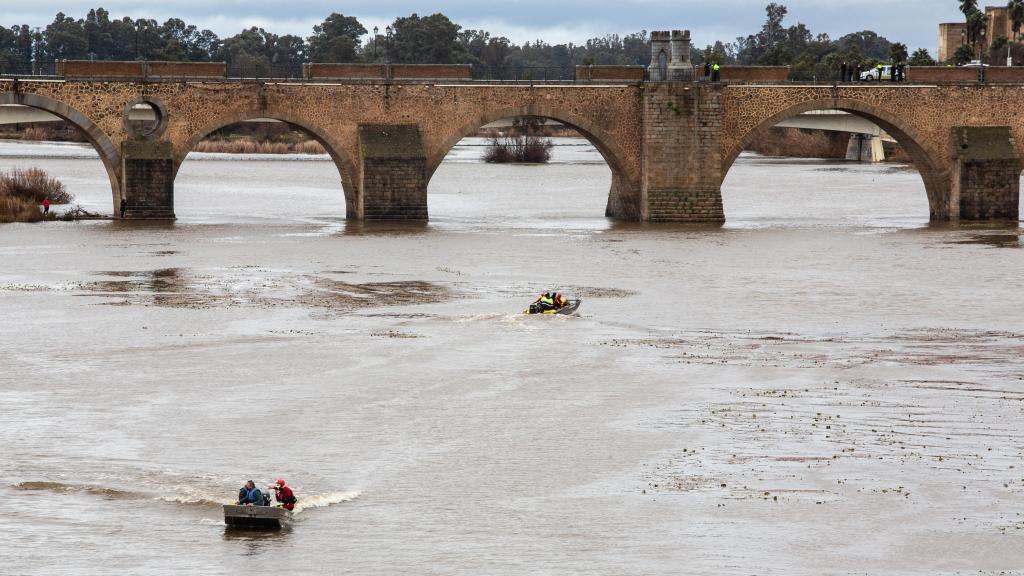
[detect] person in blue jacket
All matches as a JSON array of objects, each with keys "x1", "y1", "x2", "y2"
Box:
[{"x1": 237, "y1": 480, "x2": 266, "y2": 506}]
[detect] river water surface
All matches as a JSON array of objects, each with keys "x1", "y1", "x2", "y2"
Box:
[{"x1": 1, "y1": 139, "x2": 1023, "y2": 575}]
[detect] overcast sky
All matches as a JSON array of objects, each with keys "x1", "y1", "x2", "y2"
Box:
[{"x1": 5, "y1": 1, "x2": 967, "y2": 54}]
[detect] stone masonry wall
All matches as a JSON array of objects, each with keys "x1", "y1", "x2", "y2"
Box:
[
  {"x1": 952, "y1": 126, "x2": 1021, "y2": 220},
  {"x1": 956, "y1": 159, "x2": 1021, "y2": 219},
  {"x1": 642, "y1": 83, "x2": 725, "y2": 223},
  {"x1": 359, "y1": 124, "x2": 428, "y2": 220},
  {"x1": 4, "y1": 78, "x2": 1023, "y2": 223},
  {"x1": 361, "y1": 158, "x2": 428, "y2": 220},
  {"x1": 122, "y1": 140, "x2": 175, "y2": 219}
]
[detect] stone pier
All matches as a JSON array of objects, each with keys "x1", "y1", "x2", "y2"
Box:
[
  {"x1": 952, "y1": 127, "x2": 1021, "y2": 220},
  {"x1": 122, "y1": 140, "x2": 175, "y2": 219},
  {"x1": 359, "y1": 124, "x2": 428, "y2": 220}
]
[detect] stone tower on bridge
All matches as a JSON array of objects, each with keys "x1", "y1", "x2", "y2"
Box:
[{"x1": 648, "y1": 30, "x2": 693, "y2": 82}]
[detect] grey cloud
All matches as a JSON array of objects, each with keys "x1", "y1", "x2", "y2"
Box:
[{"x1": 5, "y1": 1, "x2": 966, "y2": 53}]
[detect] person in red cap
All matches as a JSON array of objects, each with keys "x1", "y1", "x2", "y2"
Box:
[{"x1": 271, "y1": 479, "x2": 296, "y2": 511}]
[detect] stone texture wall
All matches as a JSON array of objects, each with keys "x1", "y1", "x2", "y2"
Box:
[
  {"x1": 122, "y1": 140, "x2": 175, "y2": 219},
  {"x1": 3, "y1": 77, "x2": 1022, "y2": 224},
  {"x1": 359, "y1": 124, "x2": 428, "y2": 220},
  {"x1": 641, "y1": 83, "x2": 725, "y2": 223},
  {"x1": 952, "y1": 127, "x2": 1021, "y2": 220},
  {"x1": 718, "y1": 84, "x2": 1024, "y2": 220}
]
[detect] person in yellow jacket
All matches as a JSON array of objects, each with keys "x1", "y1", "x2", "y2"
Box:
[{"x1": 711, "y1": 63, "x2": 721, "y2": 82}]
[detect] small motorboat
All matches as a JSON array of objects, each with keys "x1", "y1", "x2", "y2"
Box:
[
  {"x1": 223, "y1": 504, "x2": 292, "y2": 530},
  {"x1": 524, "y1": 299, "x2": 582, "y2": 316}
]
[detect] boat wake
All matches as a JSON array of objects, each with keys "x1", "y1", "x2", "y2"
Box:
[
  {"x1": 293, "y1": 490, "x2": 360, "y2": 514},
  {"x1": 12, "y1": 478, "x2": 359, "y2": 516},
  {"x1": 12, "y1": 481, "x2": 145, "y2": 500}
]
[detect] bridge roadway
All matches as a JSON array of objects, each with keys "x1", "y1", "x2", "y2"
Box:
[{"x1": 0, "y1": 77, "x2": 1020, "y2": 223}]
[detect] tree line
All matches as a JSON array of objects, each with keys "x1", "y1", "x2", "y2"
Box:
[
  {"x1": 2, "y1": 4, "x2": 1019, "y2": 79},
  {"x1": 0, "y1": 8, "x2": 649, "y2": 77}
]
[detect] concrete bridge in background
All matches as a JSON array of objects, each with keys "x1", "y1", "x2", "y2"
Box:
[{"x1": 1, "y1": 61, "x2": 1021, "y2": 223}]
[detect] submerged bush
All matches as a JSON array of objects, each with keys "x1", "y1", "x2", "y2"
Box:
[
  {"x1": 0, "y1": 168, "x2": 74, "y2": 223},
  {"x1": 483, "y1": 117, "x2": 554, "y2": 164},
  {"x1": 192, "y1": 138, "x2": 326, "y2": 155},
  {"x1": 0, "y1": 168, "x2": 73, "y2": 204}
]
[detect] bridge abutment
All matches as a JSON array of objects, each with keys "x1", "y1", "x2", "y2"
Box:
[
  {"x1": 641, "y1": 83, "x2": 725, "y2": 223},
  {"x1": 122, "y1": 140, "x2": 175, "y2": 219},
  {"x1": 951, "y1": 127, "x2": 1021, "y2": 221},
  {"x1": 358, "y1": 124, "x2": 428, "y2": 221}
]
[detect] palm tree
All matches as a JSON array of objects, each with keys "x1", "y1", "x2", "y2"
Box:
[
  {"x1": 890, "y1": 42, "x2": 909, "y2": 63},
  {"x1": 960, "y1": 0, "x2": 979, "y2": 17},
  {"x1": 1009, "y1": 0, "x2": 1024, "y2": 42},
  {"x1": 966, "y1": 9, "x2": 986, "y2": 46}
]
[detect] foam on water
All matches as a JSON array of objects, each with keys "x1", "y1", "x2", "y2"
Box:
[{"x1": 292, "y1": 491, "x2": 361, "y2": 514}]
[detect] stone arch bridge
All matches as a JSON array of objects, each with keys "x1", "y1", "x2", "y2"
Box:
[{"x1": 1, "y1": 77, "x2": 1020, "y2": 222}]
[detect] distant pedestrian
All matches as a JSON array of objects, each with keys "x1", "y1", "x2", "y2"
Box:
[
  {"x1": 42, "y1": 197, "x2": 50, "y2": 215},
  {"x1": 855, "y1": 63, "x2": 863, "y2": 82},
  {"x1": 711, "y1": 63, "x2": 721, "y2": 82},
  {"x1": 704, "y1": 62, "x2": 711, "y2": 80},
  {"x1": 899, "y1": 63, "x2": 906, "y2": 82},
  {"x1": 119, "y1": 198, "x2": 127, "y2": 219},
  {"x1": 839, "y1": 61, "x2": 848, "y2": 82}
]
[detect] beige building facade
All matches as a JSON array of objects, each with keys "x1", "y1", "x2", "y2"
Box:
[{"x1": 939, "y1": 6, "x2": 1018, "y2": 62}]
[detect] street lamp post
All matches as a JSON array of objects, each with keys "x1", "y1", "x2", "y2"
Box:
[
  {"x1": 385, "y1": 26, "x2": 392, "y2": 81},
  {"x1": 979, "y1": 24, "x2": 987, "y2": 82},
  {"x1": 33, "y1": 27, "x2": 41, "y2": 75},
  {"x1": 373, "y1": 26, "x2": 378, "y2": 60}
]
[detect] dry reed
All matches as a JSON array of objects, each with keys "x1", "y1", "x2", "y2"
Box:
[
  {"x1": 0, "y1": 168, "x2": 73, "y2": 204},
  {"x1": 193, "y1": 138, "x2": 326, "y2": 155}
]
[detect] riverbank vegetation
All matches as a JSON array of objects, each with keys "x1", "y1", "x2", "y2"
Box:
[
  {"x1": 483, "y1": 117, "x2": 554, "y2": 164},
  {"x1": 0, "y1": 168, "x2": 72, "y2": 222}
]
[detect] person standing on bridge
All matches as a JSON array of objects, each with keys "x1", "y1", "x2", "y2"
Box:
[
  {"x1": 840, "y1": 61, "x2": 848, "y2": 82},
  {"x1": 711, "y1": 63, "x2": 721, "y2": 82},
  {"x1": 703, "y1": 62, "x2": 711, "y2": 80},
  {"x1": 855, "y1": 63, "x2": 863, "y2": 82}
]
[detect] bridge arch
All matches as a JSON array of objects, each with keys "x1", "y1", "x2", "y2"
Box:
[
  {"x1": 0, "y1": 91, "x2": 122, "y2": 212},
  {"x1": 175, "y1": 110, "x2": 358, "y2": 217},
  {"x1": 723, "y1": 98, "x2": 951, "y2": 220},
  {"x1": 428, "y1": 104, "x2": 642, "y2": 219}
]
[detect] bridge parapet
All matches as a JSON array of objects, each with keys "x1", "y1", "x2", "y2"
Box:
[{"x1": 56, "y1": 60, "x2": 226, "y2": 80}]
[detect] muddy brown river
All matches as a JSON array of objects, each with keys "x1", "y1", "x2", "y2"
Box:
[{"x1": 1, "y1": 140, "x2": 1022, "y2": 575}]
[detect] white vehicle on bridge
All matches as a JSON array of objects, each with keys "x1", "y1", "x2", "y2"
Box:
[{"x1": 859, "y1": 65, "x2": 893, "y2": 81}]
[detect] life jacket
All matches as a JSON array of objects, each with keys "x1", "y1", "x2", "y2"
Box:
[
  {"x1": 713, "y1": 64, "x2": 721, "y2": 71},
  {"x1": 540, "y1": 295, "x2": 554, "y2": 307}
]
